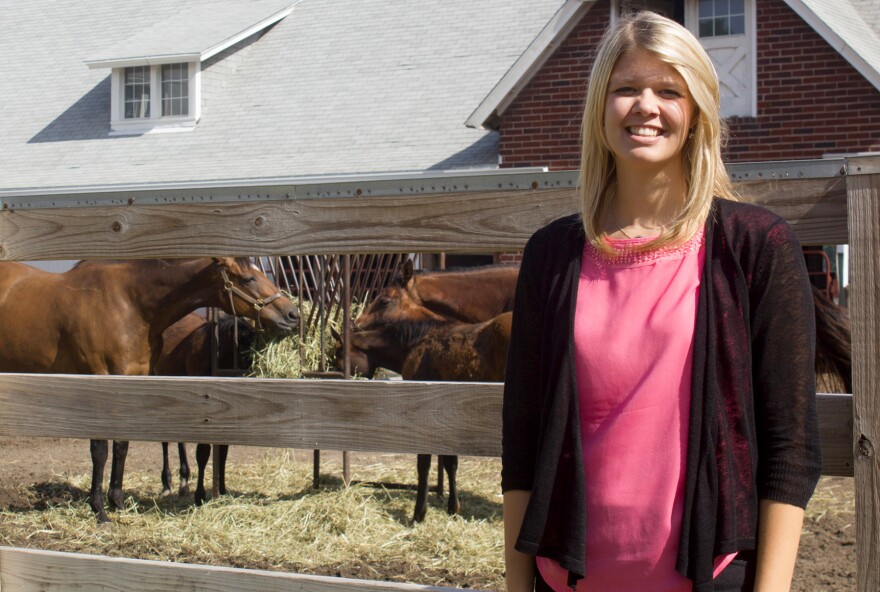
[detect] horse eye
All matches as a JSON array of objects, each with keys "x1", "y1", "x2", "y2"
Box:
[
  {"x1": 378, "y1": 297, "x2": 391, "y2": 306},
  {"x1": 244, "y1": 276, "x2": 257, "y2": 285}
]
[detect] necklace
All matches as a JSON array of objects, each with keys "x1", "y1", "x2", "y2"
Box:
[{"x1": 610, "y1": 206, "x2": 664, "y2": 239}]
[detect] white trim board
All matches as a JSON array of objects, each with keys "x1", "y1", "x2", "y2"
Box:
[{"x1": 465, "y1": 0, "x2": 595, "y2": 130}]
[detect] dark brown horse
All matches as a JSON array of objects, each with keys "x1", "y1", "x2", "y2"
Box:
[
  {"x1": 812, "y1": 286, "x2": 852, "y2": 393},
  {"x1": 155, "y1": 312, "x2": 258, "y2": 505},
  {"x1": 0, "y1": 257, "x2": 298, "y2": 522},
  {"x1": 354, "y1": 261, "x2": 518, "y2": 329},
  {"x1": 336, "y1": 313, "x2": 512, "y2": 522}
]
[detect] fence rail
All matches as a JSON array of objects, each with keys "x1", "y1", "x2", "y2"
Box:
[
  {"x1": 0, "y1": 374, "x2": 855, "y2": 475},
  {"x1": 0, "y1": 547, "x2": 467, "y2": 592},
  {"x1": 0, "y1": 158, "x2": 877, "y2": 591}
]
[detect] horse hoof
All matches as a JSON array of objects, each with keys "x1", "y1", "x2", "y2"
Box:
[
  {"x1": 96, "y1": 512, "x2": 111, "y2": 524},
  {"x1": 160, "y1": 489, "x2": 172, "y2": 498},
  {"x1": 178, "y1": 484, "x2": 189, "y2": 497},
  {"x1": 195, "y1": 493, "x2": 206, "y2": 506},
  {"x1": 412, "y1": 510, "x2": 427, "y2": 524},
  {"x1": 108, "y1": 492, "x2": 124, "y2": 511}
]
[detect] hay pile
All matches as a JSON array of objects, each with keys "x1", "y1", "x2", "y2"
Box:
[
  {"x1": 0, "y1": 449, "x2": 504, "y2": 589},
  {"x1": 248, "y1": 300, "x2": 365, "y2": 378}
]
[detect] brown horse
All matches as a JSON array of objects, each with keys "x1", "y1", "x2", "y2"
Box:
[
  {"x1": 336, "y1": 313, "x2": 512, "y2": 522},
  {"x1": 812, "y1": 286, "x2": 852, "y2": 393},
  {"x1": 0, "y1": 257, "x2": 298, "y2": 522},
  {"x1": 355, "y1": 262, "x2": 851, "y2": 390},
  {"x1": 354, "y1": 261, "x2": 518, "y2": 329},
  {"x1": 155, "y1": 312, "x2": 258, "y2": 505}
]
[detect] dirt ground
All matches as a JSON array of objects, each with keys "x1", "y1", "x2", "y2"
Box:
[{"x1": 0, "y1": 437, "x2": 856, "y2": 590}]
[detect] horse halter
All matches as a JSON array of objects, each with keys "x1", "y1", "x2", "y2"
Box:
[{"x1": 220, "y1": 267, "x2": 285, "y2": 333}]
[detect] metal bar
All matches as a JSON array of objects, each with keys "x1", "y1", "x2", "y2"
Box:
[
  {"x1": 343, "y1": 254, "x2": 352, "y2": 487},
  {"x1": 0, "y1": 168, "x2": 562, "y2": 209},
  {"x1": 2, "y1": 159, "x2": 857, "y2": 211}
]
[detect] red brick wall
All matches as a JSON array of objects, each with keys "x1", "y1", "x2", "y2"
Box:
[
  {"x1": 499, "y1": 0, "x2": 880, "y2": 168},
  {"x1": 498, "y1": 0, "x2": 610, "y2": 170},
  {"x1": 726, "y1": 0, "x2": 880, "y2": 161}
]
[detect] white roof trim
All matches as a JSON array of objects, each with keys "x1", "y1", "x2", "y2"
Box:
[
  {"x1": 86, "y1": 54, "x2": 201, "y2": 69},
  {"x1": 466, "y1": 0, "x2": 595, "y2": 130},
  {"x1": 782, "y1": 0, "x2": 880, "y2": 93},
  {"x1": 201, "y1": 3, "x2": 296, "y2": 62},
  {"x1": 85, "y1": 3, "x2": 296, "y2": 70}
]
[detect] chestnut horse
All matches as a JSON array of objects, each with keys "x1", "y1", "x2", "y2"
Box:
[
  {"x1": 0, "y1": 257, "x2": 298, "y2": 522},
  {"x1": 336, "y1": 313, "x2": 512, "y2": 522},
  {"x1": 155, "y1": 312, "x2": 258, "y2": 505},
  {"x1": 354, "y1": 261, "x2": 518, "y2": 329}
]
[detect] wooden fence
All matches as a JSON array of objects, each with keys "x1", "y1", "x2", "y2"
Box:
[{"x1": 0, "y1": 158, "x2": 876, "y2": 591}]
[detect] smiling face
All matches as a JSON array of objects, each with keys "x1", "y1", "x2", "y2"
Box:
[{"x1": 604, "y1": 48, "x2": 695, "y2": 176}]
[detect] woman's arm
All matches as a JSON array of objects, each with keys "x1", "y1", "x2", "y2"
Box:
[
  {"x1": 504, "y1": 490, "x2": 535, "y2": 592},
  {"x1": 753, "y1": 499, "x2": 805, "y2": 592}
]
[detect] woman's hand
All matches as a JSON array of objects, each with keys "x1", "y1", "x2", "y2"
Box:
[{"x1": 504, "y1": 490, "x2": 535, "y2": 592}]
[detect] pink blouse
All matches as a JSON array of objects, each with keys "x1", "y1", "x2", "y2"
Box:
[{"x1": 537, "y1": 230, "x2": 735, "y2": 591}]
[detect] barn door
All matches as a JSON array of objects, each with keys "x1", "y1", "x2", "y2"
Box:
[{"x1": 686, "y1": 0, "x2": 756, "y2": 118}]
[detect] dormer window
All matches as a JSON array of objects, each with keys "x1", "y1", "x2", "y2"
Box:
[
  {"x1": 84, "y1": 0, "x2": 296, "y2": 136},
  {"x1": 106, "y1": 62, "x2": 199, "y2": 134}
]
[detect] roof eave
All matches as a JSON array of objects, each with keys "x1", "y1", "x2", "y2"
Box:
[
  {"x1": 782, "y1": 0, "x2": 880, "y2": 93},
  {"x1": 465, "y1": 0, "x2": 595, "y2": 131},
  {"x1": 85, "y1": 54, "x2": 201, "y2": 69}
]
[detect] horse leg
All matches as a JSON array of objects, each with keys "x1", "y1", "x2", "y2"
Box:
[
  {"x1": 89, "y1": 439, "x2": 110, "y2": 523},
  {"x1": 440, "y1": 455, "x2": 460, "y2": 516},
  {"x1": 217, "y1": 445, "x2": 229, "y2": 495},
  {"x1": 195, "y1": 443, "x2": 210, "y2": 506},
  {"x1": 108, "y1": 440, "x2": 129, "y2": 511},
  {"x1": 413, "y1": 454, "x2": 431, "y2": 523},
  {"x1": 160, "y1": 442, "x2": 173, "y2": 497},
  {"x1": 178, "y1": 443, "x2": 190, "y2": 496},
  {"x1": 436, "y1": 461, "x2": 445, "y2": 497}
]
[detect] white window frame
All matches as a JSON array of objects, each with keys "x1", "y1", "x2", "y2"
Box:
[
  {"x1": 685, "y1": 0, "x2": 757, "y2": 118},
  {"x1": 110, "y1": 61, "x2": 201, "y2": 136}
]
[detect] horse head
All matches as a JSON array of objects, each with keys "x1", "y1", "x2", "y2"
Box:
[
  {"x1": 354, "y1": 261, "x2": 445, "y2": 330},
  {"x1": 211, "y1": 257, "x2": 299, "y2": 337}
]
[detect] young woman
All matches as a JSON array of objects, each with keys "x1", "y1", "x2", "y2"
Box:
[{"x1": 502, "y1": 11, "x2": 821, "y2": 592}]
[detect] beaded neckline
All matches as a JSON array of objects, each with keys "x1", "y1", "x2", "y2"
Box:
[{"x1": 585, "y1": 228, "x2": 705, "y2": 268}]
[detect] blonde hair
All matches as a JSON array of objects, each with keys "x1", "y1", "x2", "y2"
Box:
[{"x1": 578, "y1": 11, "x2": 736, "y2": 252}]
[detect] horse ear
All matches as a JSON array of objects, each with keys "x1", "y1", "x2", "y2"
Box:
[
  {"x1": 330, "y1": 326, "x2": 341, "y2": 343},
  {"x1": 401, "y1": 259, "x2": 414, "y2": 285},
  {"x1": 212, "y1": 256, "x2": 235, "y2": 269}
]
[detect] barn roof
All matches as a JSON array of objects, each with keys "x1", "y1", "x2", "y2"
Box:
[
  {"x1": 0, "y1": 0, "x2": 564, "y2": 195},
  {"x1": 467, "y1": 0, "x2": 880, "y2": 130},
  {"x1": 84, "y1": 0, "x2": 295, "y2": 68}
]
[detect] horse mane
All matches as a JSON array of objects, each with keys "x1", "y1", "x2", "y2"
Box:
[
  {"x1": 384, "y1": 318, "x2": 450, "y2": 345},
  {"x1": 812, "y1": 286, "x2": 852, "y2": 393}
]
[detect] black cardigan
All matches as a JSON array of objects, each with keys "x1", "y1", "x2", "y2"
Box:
[{"x1": 501, "y1": 198, "x2": 822, "y2": 591}]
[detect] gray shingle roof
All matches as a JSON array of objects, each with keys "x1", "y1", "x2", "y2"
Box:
[
  {"x1": 794, "y1": 0, "x2": 880, "y2": 90},
  {"x1": 0, "y1": 0, "x2": 564, "y2": 193},
  {"x1": 85, "y1": 0, "x2": 295, "y2": 66}
]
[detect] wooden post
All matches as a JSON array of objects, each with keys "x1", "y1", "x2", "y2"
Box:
[{"x1": 846, "y1": 159, "x2": 880, "y2": 592}]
